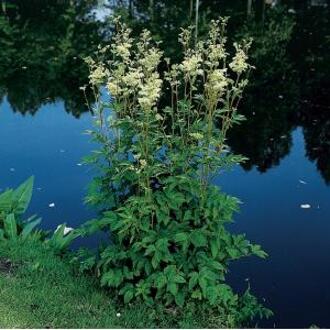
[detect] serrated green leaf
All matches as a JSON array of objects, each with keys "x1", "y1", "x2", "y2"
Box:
[
  {"x1": 251, "y1": 244, "x2": 268, "y2": 258},
  {"x1": 188, "y1": 272, "x2": 199, "y2": 290},
  {"x1": 174, "y1": 232, "x2": 188, "y2": 243},
  {"x1": 210, "y1": 239, "x2": 219, "y2": 258},
  {"x1": 124, "y1": 290, "x2": 134, "y2": 303},
  {"x1": 167, "y1": 282, "x2": 178, "y2": 296},
  {"x1": 175, "y1": 292, "x2": 185, "y2": 307},
  {"x1": 190, "y1": 230, "x2": 207, "y2": 247},
  {"x1": 155, "y1": 274, "x2": 167, "y2": 289},
  {"x1": 173, "y1": 274, "x2": 186, "y2": 284}
]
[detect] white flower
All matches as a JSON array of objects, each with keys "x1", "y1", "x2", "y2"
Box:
[
  {"x1": 138, "y1": 73, "x2": 162, "y2": 109},
  {"x1": 89, "y1": 65, "x2": 109, "y2": 86},
  {"x1": 139, "y1": 159, "x2": 147, "y2": 168},
  {"x1": 206, "y1": 69, "x2": 228, "y2": 95},
  {"x1": 229, "y1": 42, "x2": 250, "y2": 74},
  {"x1": 180, "y1": 54, "x2": 202, "y2": 77}
]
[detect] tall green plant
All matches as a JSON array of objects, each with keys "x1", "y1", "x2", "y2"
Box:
[
  {"x1": 83, "y1": 17, "x2": 271, "y2": 325},
  {"x1": 0, "y1": 177, "x2": 41, "y2": 240},
  {"x1": 0, "y1": 177, "x2": 79, "y2": 250}
]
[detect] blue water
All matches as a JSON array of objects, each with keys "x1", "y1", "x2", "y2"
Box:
[
  {"x1": 218, "y1": 128, "x2": 330, "y2": 328},
  {"x1": 2, "y1": 94, "x2": 330, "y2": 327},
  {"x1": 0, "y1": 98, "x2": 95, "y2": 230}
]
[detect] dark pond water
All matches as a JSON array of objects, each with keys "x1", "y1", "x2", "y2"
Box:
[{"x1": 1, "y1": 0, "x2": 330, "y2": 327}]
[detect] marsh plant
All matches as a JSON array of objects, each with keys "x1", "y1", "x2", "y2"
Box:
[
  {"x1": 83, "y1": 17, "x2": 272, "y2": 325},
  {"x1": 0, "y1": 177, "x2": 79, "y2": 252}
]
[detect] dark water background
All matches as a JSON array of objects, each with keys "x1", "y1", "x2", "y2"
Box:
[{"x1": 0, "y1": 0, "x2": 330, "y2": 327}]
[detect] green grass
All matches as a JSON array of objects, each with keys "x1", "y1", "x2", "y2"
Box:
[{"x1": 0, "y1": 239, "x2": 232, "y2": 328}]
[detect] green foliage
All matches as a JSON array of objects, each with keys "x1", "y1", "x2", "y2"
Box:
[
  {"x1": 0, "y1": 176, "x2": 34, "y2": 219},
  {"x1": 0, "y1": 177, "x2": 42, "y2": 241},
  {"x1": 46, "y1": 224, "x2": 80, "y2": 253},
  {"x1": 0, "y1": 177, "x2": 79, "y2": 251},
  {"x1": 82, "y1": 17, "x2": 272, "y2": 325}
]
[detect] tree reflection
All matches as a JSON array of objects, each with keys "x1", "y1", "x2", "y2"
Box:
[
  {"x1": 1, "y1": 0, "x2": 329, "y2": 183},
  {"x1": 296, "y1": 3, "x2": 330, "y2": 183},
  {"x1": 116, "y1": 0, "x2": 330, "y2": 182},
  {"x1": 0, "y1": 0, "x2": 103, "y2": 117}
]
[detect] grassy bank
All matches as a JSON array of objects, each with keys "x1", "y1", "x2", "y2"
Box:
[{"x1": 0, "y1": 239, "x2": 233, "y2": 328}]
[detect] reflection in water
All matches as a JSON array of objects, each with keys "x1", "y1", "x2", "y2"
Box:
[
  {"x1": 111, "y1": 0, "x2": 330, "y2": 183},
  {"x1": 0, "y1": 0, "x2": 103, "y2": 116},
  {"x1": 1, "y1": 0, "x2": 329, "y2": 182},
  {"x1": 228, "y1": 5, "x2": 298, "y2": 172}
]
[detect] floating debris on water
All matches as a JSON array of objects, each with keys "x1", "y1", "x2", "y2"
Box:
[
  {"x1": 300, "y1": 204, "x2": 311, "y2": 209},
  {"x1": 49, "y1": 203, "x2": 56, "y2": 208},
  {"x1": 76, "y1": 163, "x2": 83, "y2": 166},
  {"x1": 9, "y1": 168, "x2": 15, "y2": 172},
  {"x1": 299, "y1": 179, "x2": 307, "y2": 185}
]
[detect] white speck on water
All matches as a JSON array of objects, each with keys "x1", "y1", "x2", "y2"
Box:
[
  {"x1": 77, "y1": 163, "x2": 83, "y2": 166},
  {"x1": 300, "y1": 204, "x2": 311, "y2": 209},
  {"x1": 49, "y1": 203, "x2": 55, "y2": 208},
  {"x1": 9, "y1": 168, "x2": 15, "y2": 172},
  {"x1": 37, "y1": 187, "x2": 42, "y2": 191},
  {"x1": 59, "y1": 149, "x2": 66, "y2": 153},
  {"x1": 280, "y1": 135, "x2": 287, "y2": 139},
  {"x1": 299, "y1": 179, "x2": 307, "y2": 185}
]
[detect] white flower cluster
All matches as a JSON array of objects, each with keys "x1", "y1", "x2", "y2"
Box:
[
  {"x1": 180, "y1": 54, "x2": 203, "y2": 77},
  {"x1": 229, "y1": 42, "x2": 251, "y2": 74},
  {"x1": 138, "y1": 72, "x2": 162, "y2": 109},
  {"x1": 86, "y1": 57, "x2": 109, "y2": 86},
  {"x1": 205, "y1": 69, "x2": 228, "y2": 97}
]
